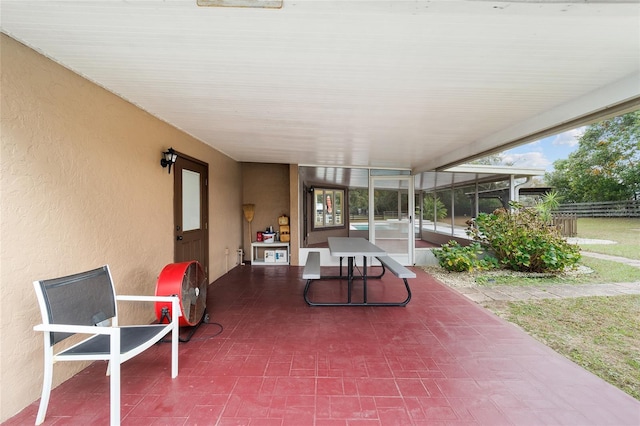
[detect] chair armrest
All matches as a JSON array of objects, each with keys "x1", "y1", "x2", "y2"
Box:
[
  {"x1": 116, "y1": 294, "x2": 177, "y2": 302},
  {"x1": 34, "y1": 323, "x2": 118, "y2": 335},
  {"x1": 116, "y1": 295, "x2": 183, "y2": 317}
]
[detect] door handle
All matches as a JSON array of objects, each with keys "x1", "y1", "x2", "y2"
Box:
[{"x1": 177, "y1": 236, "x2": 183, "y2": 241}]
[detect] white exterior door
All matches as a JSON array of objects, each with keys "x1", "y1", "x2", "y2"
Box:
[{"x1": 369, "y1": 175, "x2": 415, "y2": 265}]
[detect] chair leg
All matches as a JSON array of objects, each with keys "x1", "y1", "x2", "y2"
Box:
[
  {"x1": 109, "y1": 332, "x2": 121, "y2": 426},
  {"x1": 35, "y1": 352, "x2": 53, "y2": 425},
  {"x1": 171, "y1": 319, "x2": 179, "y2": 378}
]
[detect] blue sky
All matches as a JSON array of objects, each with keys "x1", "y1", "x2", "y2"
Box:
[{"x1": 498, "y1": 127, "x2": 585, "y2": 172}]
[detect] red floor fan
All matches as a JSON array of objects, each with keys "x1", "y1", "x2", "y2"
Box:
[{"x1": 155, "y1": 260, "x2": 208, "y2": 342}]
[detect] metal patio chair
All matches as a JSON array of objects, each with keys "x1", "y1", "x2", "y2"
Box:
[{"x1": 32, "y1": 265, "x2": 180, "y2": 425}]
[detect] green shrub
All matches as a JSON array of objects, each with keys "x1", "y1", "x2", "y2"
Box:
[
  {"x1": 467, "y1": 202, "x2": 581, "y2": 273},
  {"x1": 433, "y1": 240, "x2": 498, "y2": 272}
]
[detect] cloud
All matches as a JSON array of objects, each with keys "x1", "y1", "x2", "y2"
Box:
[
  {"x1": 550, "y1": 127, "x2": 585, "y2": 147},
  {"x1": 501, "y1": 151, "x2": 551, "y2": 169}
]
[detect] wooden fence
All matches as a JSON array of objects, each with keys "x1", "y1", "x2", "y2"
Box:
[
  {"x1": 553, "y1": 200, "x2": 640, "y2": 218},
  {"x1": 552, "y1": 214, "x2": 578, "y2": 237}
]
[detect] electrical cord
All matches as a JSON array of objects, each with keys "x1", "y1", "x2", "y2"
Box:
[{"x1": 158, "y1": 311, "x2": 224, "y2": 343}]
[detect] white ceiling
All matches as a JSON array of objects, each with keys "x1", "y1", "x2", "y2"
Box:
[{"x1": 2, "y1": 0, "x2": 639, "y2": 172}]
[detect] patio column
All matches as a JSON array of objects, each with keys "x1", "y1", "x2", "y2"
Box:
[
  {"x1": 475, "y1": 175, "x2": 479, "y2": 217},
  {"x1": 450, "y1": 177, "x2": 455, "y2": 236},
  {"x1": 433, "y1": 172, "x2": 438, "y2": 232},
  {"x1": 509, "y1": 174, "x2": 517, "y2": 206}
]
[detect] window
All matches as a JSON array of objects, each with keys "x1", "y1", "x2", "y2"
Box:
[{"x1": 313, "y1": 187, "x2": 344, "y2": 229}]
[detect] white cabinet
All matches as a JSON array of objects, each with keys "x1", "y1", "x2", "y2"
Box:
[{"x1": 251, "y1": 242, "x2": 290, "y2": 265}]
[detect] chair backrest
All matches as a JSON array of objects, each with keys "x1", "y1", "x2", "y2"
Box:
[{"x1": 34, "y1": 265, "x2": 117, "y2": 346}]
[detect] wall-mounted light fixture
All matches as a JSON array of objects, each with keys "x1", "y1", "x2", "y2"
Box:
[{"x1": 160, "y1": 148, "x2": 178, "y2": 174}]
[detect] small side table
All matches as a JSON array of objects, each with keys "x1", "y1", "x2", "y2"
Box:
[{"x1": 250, "y1": 242, "x2": 290, "y2": 265}]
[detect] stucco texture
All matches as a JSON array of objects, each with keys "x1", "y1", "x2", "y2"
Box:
[
  {"x1": 0, "y1": 34, "x2": 242, "y2": 421},
  {"x1": 241, "y1": 163, "x2": 291, "y2": 259}
]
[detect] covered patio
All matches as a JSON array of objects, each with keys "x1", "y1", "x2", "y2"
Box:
[
  {"x1": 7, "y1": 266, "x2": 638, "y2": 425},
  {"x1": 2, "y1": 1, "x2": 640, "y2": 420}
]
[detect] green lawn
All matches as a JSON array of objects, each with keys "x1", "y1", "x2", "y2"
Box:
[{"x1": 577, "y1": 218, "x2": 640, "y2": 260}]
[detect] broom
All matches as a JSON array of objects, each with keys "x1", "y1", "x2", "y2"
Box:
[{"x1": 242, "y1": 204, "x2": 255, "y2": 240}]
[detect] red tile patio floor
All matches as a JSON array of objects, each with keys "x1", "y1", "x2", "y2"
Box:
[{"x1": 7, "y1": 265, "x2": 640, "y2": 425}]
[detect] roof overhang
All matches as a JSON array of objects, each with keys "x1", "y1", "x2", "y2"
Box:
[{"x1": 1, "y1": 0, "x2": 639, "y2": 173}]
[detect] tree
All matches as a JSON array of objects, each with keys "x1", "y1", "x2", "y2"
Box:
[
  {"x1": 545, "y1": 111, "x2": 640, "y2": 202},
  {"x1": 471, "y1": 153, "x2": 514, "y2": 166},
  {"x1": 422, "y1": 195, "x2": 447, "y2": 221},
  {"x1": 348, "y1": 188, "x2": 368, "y2": 218}
]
